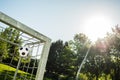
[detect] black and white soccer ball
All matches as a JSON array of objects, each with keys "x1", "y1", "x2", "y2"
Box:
[{"x1": 19, "y1": 46, "x2": 29, "y2": 58}]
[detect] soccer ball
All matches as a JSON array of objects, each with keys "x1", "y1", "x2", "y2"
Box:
[{"x1": 19, "y1": 46, "x2": 29, "y2": 58}]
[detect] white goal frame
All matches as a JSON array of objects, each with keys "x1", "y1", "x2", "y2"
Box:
[{"x1": 0, "y1": 12, "x2": 51, "y2": 80}]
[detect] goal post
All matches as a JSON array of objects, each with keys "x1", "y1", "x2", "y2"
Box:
[{"x1": 0, "y1": 12, "x2": 51, "y2": 80}]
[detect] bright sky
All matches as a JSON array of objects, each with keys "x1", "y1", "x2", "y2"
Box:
[{"x1": 0, "y1": 0, "x2": 120, "y2": 42}]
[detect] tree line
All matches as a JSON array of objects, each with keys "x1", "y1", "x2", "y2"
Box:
[{"x1": 45, "y1": 25, "x2": 120, "y2": 80}]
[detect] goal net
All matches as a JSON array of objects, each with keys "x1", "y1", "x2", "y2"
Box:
[{"x1": 0, "y1": 12, "x2": 51, "y2": 80}]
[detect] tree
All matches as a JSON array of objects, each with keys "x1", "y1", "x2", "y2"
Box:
[
  {"x1": 0, "y1": 26, "x2": 22, "y2": 64},
  {"x1": 45, "y1": 40, "x2": 75, "y2": 80},
  {"x1": 84, "y1": 25, "x2": 120, "y2": 80},
  {"x1": 104, "y1": 25, "x2": 120, "y2": 80},
  {"x1": 69, "y1": 33, "x2": 91, "y2": 79}
]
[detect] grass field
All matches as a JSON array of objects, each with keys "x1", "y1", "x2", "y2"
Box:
[{"x1": 0, "y1": 63, "x2": 35, "y2": 80}]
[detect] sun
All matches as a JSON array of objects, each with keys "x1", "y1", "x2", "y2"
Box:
[{"x1": 83, "y1": 14, "x2": 112, "y2": 42}]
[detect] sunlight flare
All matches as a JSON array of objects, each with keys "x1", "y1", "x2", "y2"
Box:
[{"x1": 83, "y1": 14, "x2": 112, "y2": 42}]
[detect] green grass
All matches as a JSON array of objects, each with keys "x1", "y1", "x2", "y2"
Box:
[
  {"x1": 0, "y1": 63, "x2": 35, "y2": 80},
  {"x1": 0, "y1": 63, "x2": 26, "y2": 73}
]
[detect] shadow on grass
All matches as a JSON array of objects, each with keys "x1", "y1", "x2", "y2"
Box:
[
  {"x1": 0, "y1": 70, "x2": 35, "y2": 80},
  {"x1": 0, "y1": 70, "x2": 15, "y2": 80}
]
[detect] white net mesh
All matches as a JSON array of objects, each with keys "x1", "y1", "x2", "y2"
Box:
[{"x1": 0, "y1": 12, "x2": 51, "y2": 80}]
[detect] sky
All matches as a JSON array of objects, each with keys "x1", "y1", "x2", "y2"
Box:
[{"x1": 0, "y1": 0, "x2": 120, "y2": 42}]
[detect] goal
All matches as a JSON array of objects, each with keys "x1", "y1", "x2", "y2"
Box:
[{"x1": 0, "y1": 12, "x2": 51, "y2": 80}]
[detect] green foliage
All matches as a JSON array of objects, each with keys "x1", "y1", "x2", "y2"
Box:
[
  {"x1": 69, "y1": 33, "x2": 91, "y2": 75},
  {"x1": 0, "y1": 26, "x2": 22, "y2": 62},
  {"x1": 45, "y1": 34, "x2": 91, "y2": 80},
  {"x1": 45, "y1": 40, "x2": 75, "y2": 80},
  {"x1": 45, "y1": 26, "x2": 120, "y2": 80},
  {"x1": 82, "y1": 25, "x2": 120, "y2": 80},
  {"x1": 44, "y1": 78, "x2": 52, "y2": 80}
]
